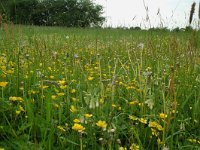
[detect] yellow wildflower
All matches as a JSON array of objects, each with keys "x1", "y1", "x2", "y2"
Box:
[
  {"x1": 9, "y1": 96, "x2": 23, "y2": 102},
  {"x1": 60, "y1": 85, "x2": 67, "y2": 89},
  {"x1": 159, "y1": 113, "x2": 167, "y2": 119},
  {"x1": 50, "y1": 75, "x2": 54, "y2": 79},
  {"x1": 151, "y1": 128, "x2": 158, "y2": 136},
  {"x1": 119, "y1": 147, "x2": 127, "y2": 150},
  {"x1": 70, "y1": 89, "x2": 76, "y2": 93},
  {"x1": 112, "y1": 104, "x2": 117, "y2": 108},
  {"x1": 40, "y1": 85, "x2": 48, "y2": 89},
  {"x1": 57, "y1": 125, "x2": 66, "y2": 132},
  {"x1": 57, "y1": 92, "x2": 65, "y2": 96},
  {"x1": 87, "y1": 76, "x2": 94, "y2": 81},
  {"x1": 0, "y1": 82, "x2": 8, "y2": 87},
  {"x1": 96, "y1": 120, "x2": 107, "y2": 129},
  {"x1": 129, "y1": 101, "x2": 139, "y2": 105},
  {"x1": 188, "y1": 138, "x2": 197, "y2": 143},
  {"x1": 53, "y1": 104, "x2": 60, "y2": 108},
  {"x1": 149, "y1": 121, "x2": 163, "y2": 131},
  {"x1": 139, "y1": 118, "x2": 147, "y2": 124},
  {"x1": 70, "y1": 105, "x2": 77, "y2": 113},
  {"x1": 73, "y1": 119, "x2": 80, "y2": 123},
  {"x1": 48, "y1": 67, "x2": 52, "y2": 71},
  {"x1": 58, "y1": 80, "x2": 66, "y2": 85},
  {"x1": 19, "y1": 105, "x2": 25, "y2": 111},
  {"x1": 51, "y1": 95, "x2": 57, "y2": 100},
  {"x1": 128, "y1": 115, "x2": 138, "y2": 121},
  {"x1": 130, "y1": 143, "x2": 139, "y2": 150},
  {"x1": 16, "y1": 110, "x2": 21, "y2": 115},
  {"x1": 72, "y1": 123, "x2": 85, "y2": 132},
  {"x1": 84, "y1": 114, "x2": 93, "y2": 118}
]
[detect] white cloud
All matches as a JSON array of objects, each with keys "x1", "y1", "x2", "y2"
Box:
[{"x1": 94, "y1": 0, "x2": 200, "y2": 28}]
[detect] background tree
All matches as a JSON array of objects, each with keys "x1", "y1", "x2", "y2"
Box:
[{"x1": 5, "y1": 0, "x2": 105, "y2": 27}]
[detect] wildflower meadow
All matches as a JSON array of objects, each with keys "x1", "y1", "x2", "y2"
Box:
[{"x1": 0, "y1": 25, "x2": 200, "y2": 149}]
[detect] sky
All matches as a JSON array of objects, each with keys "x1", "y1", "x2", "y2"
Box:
[{"x1": 93, "y1": 0, "x2": 200, "y2": 29}]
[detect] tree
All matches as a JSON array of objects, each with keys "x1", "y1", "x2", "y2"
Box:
[{"x1": 8, "y1": 0, "x2": 105, "y2": 27}]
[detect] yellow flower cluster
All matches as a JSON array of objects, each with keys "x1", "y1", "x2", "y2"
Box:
[
  {"x1": 149, "y1": 121, "x2": 163, "y2": 131},
  {"x1": 16, "y1": 105, "x2": 25, "y2": 115},
  {"x1": 130, "y1": 143, "x2": 139, "y2": 150},
  {"x1": 9, "y1": 96, "x2": 23, "y2": 102},
  {"x1": 188, "y1": 138, "x2": 200, "y2": 144}
]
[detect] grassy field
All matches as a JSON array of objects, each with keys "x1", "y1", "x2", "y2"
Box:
[{"x1": 0, "y1": 25, "x2": 200, "y2": 150}]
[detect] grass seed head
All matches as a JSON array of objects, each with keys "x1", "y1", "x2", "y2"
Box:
[{"x1": 189, "y1": 2, "x2": 196, "y2": 24}]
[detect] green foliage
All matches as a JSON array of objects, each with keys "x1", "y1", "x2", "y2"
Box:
[{"x1": 7, "y1": 0, "x2": 105, "y2": 27}]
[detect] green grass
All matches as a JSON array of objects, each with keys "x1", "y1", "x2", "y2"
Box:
[{"x1": 0, "y1": 25, "x2": 200, "y2": 150}]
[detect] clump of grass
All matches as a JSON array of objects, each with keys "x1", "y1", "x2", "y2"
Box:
[{"x1": 189, "y1": 2, "x2": 196, "y2": 25}]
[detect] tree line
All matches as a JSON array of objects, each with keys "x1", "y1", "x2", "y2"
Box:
[{"x1": 0, "y1": 0, "x2": 105, "y2": 27}]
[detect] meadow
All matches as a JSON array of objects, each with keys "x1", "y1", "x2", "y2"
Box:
[{"x1": 0, "y1": 25, "x2": 200, "y2": 150}]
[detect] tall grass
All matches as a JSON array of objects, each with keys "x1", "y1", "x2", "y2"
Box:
[{"x1": 0, "y1": 25, "x2": 200, "y2": 150}]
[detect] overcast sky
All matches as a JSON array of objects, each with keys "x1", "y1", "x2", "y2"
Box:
[{"x1": 94, "y1": 0, "x2": 199, "y2": 28}]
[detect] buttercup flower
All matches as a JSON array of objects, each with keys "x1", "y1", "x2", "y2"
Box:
[
  {"x1": 0, "y1": 82, "x2": 8, "y2": 87},
  {"x1": 96, "y1": 120, "x2": 107, "y2": 129},
  {"x1": 159, "y1": 113, "x2": 167, "y2": 119},
  {"x1": 84, "y1": 114, "x2": 93, "y2": 118},
  {"x1": 72, "y1": 123, "x2": 85, "y2": 132}
]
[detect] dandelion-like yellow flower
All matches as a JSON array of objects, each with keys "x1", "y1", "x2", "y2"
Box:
[
  {"x1": 0, "y1": 82, "x2": 8, "y2": 87},
  {"x1": 50, "y1": 75, "x2": 54, "y2": 79},
  {"x1": 149, "y1": 121, "x2": 163, "y2": 131},
  {"x1": 0, "y1": 148, "x2": 5, "y2": 150},
  {"x1": 159, "y1": 113, "x2": 167, "y2": 119},
  {"x1": 130, "y1": 143, "x2": 139, "y2": 150},
  {"x1": 129, "y1": 101, "x2": 139, "y2": 105},
  {"x1": 16, "y1": 110, "x2": 21, "y2": 115},
  {"x1": 57, "y1": 125, "x2": 66, "y2": 132},
  {"x1": 128, "y1": 115, "x2": 138, "y2": 121},
  {"x1": 84, "y1": 114, "x2": 93, "y2": 118},
  {"x1": 51, "y1": 95, "x2": 57, "y2": 100},
  {"x1": 112, "y1": 104, "x2": 117, "y2": 108},
  {"x1": 70, "y1": 105, "x2": 77, "y2": 113},
  {"x1": 60, "y1": 85, "x2": 67, "y2": 89},
  {"x1": 73, "y1": 119, "x2": 80, "y2": 123},
  {"x1": 96, "y1": 120, "x2": 107, "y2": 129},
  {"x1": 70, "y1": 89, "x2": 76, "y2": 93},
  {"x1": 72, "y1": 123, "x2": 85, "y2": 132},
  {"x1": 87, "y1": 76, "x2": 94, "y2": 81},
  {"x1": 9, "y1": 96, "x2": 23, "y2": 102},
  {"x1": 119, "y1": 147, "x2": 127, "y2": 150},
  {"x1": 139, "y1": 118, "x2": 147, "y2": 124},
  {"x1": 40, "y1": 85, "x2": 48, "y2": 89},
  {"x1": 58, "y1": 80, "x2": 66, "y2": 85},
  {"x1": 57, "y1": 92, "x2": 65, "y2": 96},
  {"x1": 151, "y1": 128, "x2": 159, "y2": 137},
  {"x1": 19, "y1": 105, "x2": 25, "y2": 111},
  {"x1": 53, "y1": 104, "x2": 60, "y2": 108},
  {"x1": 15, "y1": 105, "x2": 25, "y2": 115}
]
